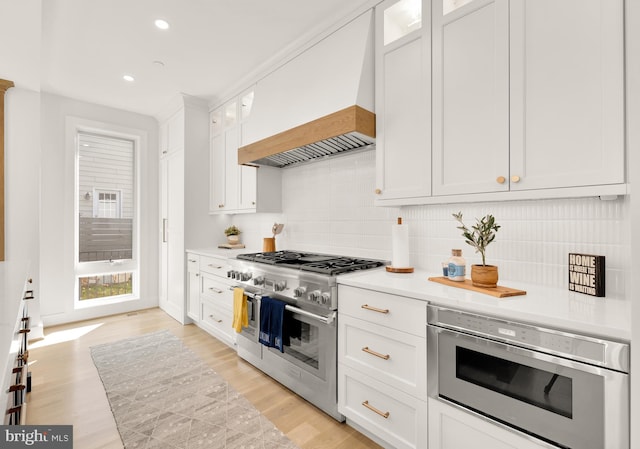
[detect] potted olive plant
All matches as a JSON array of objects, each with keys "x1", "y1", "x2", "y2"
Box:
[
  {"x1": 452, "y1": 212, "x2": 501, "y2": 288},
  {"x1": 224, "y1": 225, "x2": 241, "y2": 244}
]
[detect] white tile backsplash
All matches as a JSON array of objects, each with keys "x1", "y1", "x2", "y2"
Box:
[{"x1": 229, "y1": 150, "x2": 630, "y2": 298}]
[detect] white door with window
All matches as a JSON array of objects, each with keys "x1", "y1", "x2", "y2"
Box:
[{"x1": 75, "y1": 132, "x2": 139, "y2": 307}]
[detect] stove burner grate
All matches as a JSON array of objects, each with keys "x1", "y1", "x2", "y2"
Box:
[{"x1": 236, "y1": 251, "x2": 384, "y2": 275}]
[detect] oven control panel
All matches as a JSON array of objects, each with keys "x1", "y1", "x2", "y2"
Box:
[
  {"x1": 226, "y1": 266, "x2": 336, "y2": 310},
  {"x1": 428, "y1": 305, "x2": 629, "y2": 372}
]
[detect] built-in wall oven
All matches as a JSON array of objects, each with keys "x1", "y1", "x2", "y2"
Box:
[
  {"x1": 229, "y1": 251, "x2": 384, "y2": 422},
  {"x1": 427, "y1": 304, "x2": 630, "y2": 449}
]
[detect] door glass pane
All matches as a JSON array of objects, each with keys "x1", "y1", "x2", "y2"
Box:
[
  {"x1": 224, "y1": 100, "x2": 237, "y2": 128},
  {"x1": 384, "y1": 0, "x2": 422, "y2": 46},
  {"x1": 456, "y1": 346, "x2": 573, "y2": 418},
  {"x1": 241, "y1": 90, "x2": 254, "y2": 121},
  {"x1": 78, "y1": 133, "x2": 134, "y2": 263},
  {"x1": 443, "y1": 0, "x2": 474, "y2": 15},
  {"x1": 284, "y1": 314, "x2": 319, "y2": 370}
]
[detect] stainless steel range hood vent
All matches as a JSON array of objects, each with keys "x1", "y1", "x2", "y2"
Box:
[
  {"x1": 238, "y1": 10, "x2": 375, "y2": 168},
  {"x1": 238, "y1": 105, "x2": 375, "y2": 168}
]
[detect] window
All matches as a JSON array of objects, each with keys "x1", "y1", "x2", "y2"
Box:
[
  {"x1": 94, "y1": 190, "x2": 121, "y2": 218},
  {"x1": 74, "y1": 127, "x2": 139, "y2": 306}
]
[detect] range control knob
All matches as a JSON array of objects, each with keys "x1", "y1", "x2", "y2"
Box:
[
  {"x1": 321, "y1": 292, "x2": 331, "y2": 305},
  {"x1": 274, "y1": 280, "x2": 287, "y2": 292},
  {"x1": 293, "y1": 286, "x2": 307, "y2": 298},
  {"x1": 240, "y1": 272, "x2": 252, "y2": 282},
  {"x1": 309, "y1": 290, "x2": 322, "y2": 303},
  {"x1": 253, "y1": 276, "x2": 265, "y2": 286}
]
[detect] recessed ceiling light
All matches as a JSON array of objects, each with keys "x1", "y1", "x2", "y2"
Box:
[
  {"x1": 154, "y1": 19, "x2": 170, "y2": 30},
  {"x1": 123, "y1": 74, "x2": 135, "y2": 82}
]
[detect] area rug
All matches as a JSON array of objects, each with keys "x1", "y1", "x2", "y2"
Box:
[{"x1": 90, "y1": 330, "x2": 300, "y2": 449}]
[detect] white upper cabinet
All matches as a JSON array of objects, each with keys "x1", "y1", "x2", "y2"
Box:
[
  {"x1": 508, "y1": 0, "x2": 624, "y2": 191},
  {"x1": 375, "y1": 0, "x2": 432, "y2": 204},
  {"x1": 210, "y1": 87, "x2": 281, "y2": 214},
  {"x1": 432, "y1": 0, "x2": 625, "y2": 197},
  {"x1": 432, "y1": 0, "x2": 510, "y2": 196}
]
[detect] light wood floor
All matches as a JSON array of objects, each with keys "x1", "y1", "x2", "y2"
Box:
[{"x1": 26, "y1": 307, "x2": 382, "y2": 449}]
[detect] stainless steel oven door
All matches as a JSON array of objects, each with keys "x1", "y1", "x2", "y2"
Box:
[
  {"x1": 427, "y1": 326, "x2": 629, "y2": 449},
  {"x1": 239, "y1": 292, "x2": 258, "y2": 340},
  {"x1": 261, "y1": 306, "x2": 342, "y2": 421},
  {"x1": 235, "y1": 288, "x2": 261, "y2": 364},
  {"x1": 264, "y1": 306, "x2": 335, "y2": 381}
]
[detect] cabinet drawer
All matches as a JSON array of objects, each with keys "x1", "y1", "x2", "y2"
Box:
[
  {"x1": 199, "y1": 255, "x2": 234, "y2": 277},
  {"x1": 186, "y1": 253, "x2": 199, "y2": 273},
  {"x1": 339, "y1": 315, "x2": 426, "y2": 399},
  {"x1": 200, "y1": 302, "x2": 235, "y2": 347},
  {"x1": 201, "y1": 275, "x2": 233, "y2": 310},
  {"x1": 338, "y1": 285, "x2": 426, "y2": 337},
  {"x1": 338, "y1": 365, "x2": 427, "y2": 449}
]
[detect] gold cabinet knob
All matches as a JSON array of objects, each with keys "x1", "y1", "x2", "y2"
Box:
[
  {"x1": 496, "y1": 176, "x2": 506, "y2": 184},
  {"x1": 218, "y1": 204, "x2": 224, "y2": 208},
  {"x1": 511, "y1": 175, "x2": 521, "y2": 183},
  {"x1": 375, "y1": 189, "x2": 382, "y2": 195}
]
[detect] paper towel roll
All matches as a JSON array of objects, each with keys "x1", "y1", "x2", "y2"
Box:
[{"x1": 391, "y1": 217, "x2": 410, "y2": 268}]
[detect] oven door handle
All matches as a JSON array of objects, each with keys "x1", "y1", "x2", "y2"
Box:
[
  {"x1": 229, "y1": 287, "x2": 261, "y2": 301},
  {"x1": 431, "y1": 326, "x2": 629, "y2": 377},
  {"x1": 228, "y1": 287, "x2": 335, "y2": 325},
  {"x1": 286, "y1": 305, "x2": 336, "y2": 326}
]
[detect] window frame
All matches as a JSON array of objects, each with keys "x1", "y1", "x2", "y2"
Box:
[{"x1": 67, "y1": 117, "x2": 142, "y2": 309}]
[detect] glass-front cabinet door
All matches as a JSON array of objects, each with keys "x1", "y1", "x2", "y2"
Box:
[
  {"x1": 383, "y1": 0, "x2": 422, "y2": 45},
  {"x1": 374, "y1": 0, "x2": 432, "y2": 205}
]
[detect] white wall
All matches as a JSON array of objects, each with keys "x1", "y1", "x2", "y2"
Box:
[
  {"x1": 4, "y1": 87, "x2": 43, "y2": 338},
  {"x1": 627, "y1": 0, "x2": 640, "y2": 445},
  {"x1": 230, "y1": 149, "x2": 631, "y2": 299},
  {"x1": 39, "y1": 93, "x2": 159, "y2": 326}
]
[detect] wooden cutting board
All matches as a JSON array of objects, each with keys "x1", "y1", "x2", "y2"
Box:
[{"x1": 428, "y1": 276, "x2": 526, "y2": 298}]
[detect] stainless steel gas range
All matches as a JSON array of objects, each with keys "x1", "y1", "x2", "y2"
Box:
[{"x1": 227, "y1": 250, "x2": 385, "y2": 421}]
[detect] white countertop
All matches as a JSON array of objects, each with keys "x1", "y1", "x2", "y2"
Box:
[
  {"x1": 185, "y1": 248, "x2": 631, "y2": 341},
  {"x1": 338, "y1": 268, "x2": 631, "y2": 342},
  {"x1": 186, "y1": 247, "x2": 261, "y2": 259}
]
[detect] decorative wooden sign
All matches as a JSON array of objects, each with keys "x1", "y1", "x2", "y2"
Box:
[{"x1": 568, "y1": 253, "x2": 605, "y2": 297}]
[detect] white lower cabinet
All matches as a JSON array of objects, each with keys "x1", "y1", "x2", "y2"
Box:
[
  {"x1": 186, "y1": 252, "x2": 237, "y2": 349},
  {"x1": 186, "y1": 254, "x2": 200, "y2": 321},
  {"x1": 338, "y1": 285, "x2": 427, "y2": 449},
  {"x1": 340, "y1": 365, "x2": 427, "y2": 449},
  {"x1": 428, "y1": 398, "x2": 549, "y2": 449}
]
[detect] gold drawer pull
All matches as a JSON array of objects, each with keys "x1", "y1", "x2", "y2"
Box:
[
  {"x1": 362, "y1": 347, "x2": 390, "y2": 360},
  {"x1": 362, "y1": 400, "x2": 390, "y2": 419},
  {"x1": 361, "y1": 304, "x2": 389, "y2": 314},
  {"x1": 208, "y1": 315, "x2": 223, "y2": 323},
  {"x1": 208, "y1": 287, "x2": 223, "y2": 294},
  {"x1": 208, "y1": 264, "x2": 223, "y2": 269}
]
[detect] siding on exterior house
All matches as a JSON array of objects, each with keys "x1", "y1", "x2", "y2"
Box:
[
  {"x1": 78, "y1": 133, "x2": 134, "y2": 262},
  {"x1": 78, "y1": 133, "x2": 134, "y2": 219}
]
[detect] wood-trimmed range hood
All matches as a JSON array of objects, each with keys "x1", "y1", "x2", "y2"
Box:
[{"x1": 238, "y1": 10, "x2": 375, "y2": 168}]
